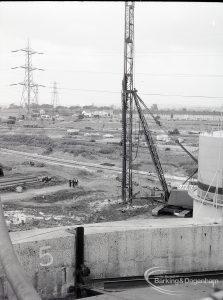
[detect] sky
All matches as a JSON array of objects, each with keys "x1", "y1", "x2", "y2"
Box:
[{"x1": 1, "y1": 1, "x2": 223, "y2": 109}]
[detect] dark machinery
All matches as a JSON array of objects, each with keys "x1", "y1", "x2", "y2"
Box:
[
  {"x1": 133, "y1": 90, "x2": 170, "y2": 201},
  {"x1": 135, "y1": 92, "x2": 196, "y2": 217},
  {"x1": 121, "y1": 2, "x2": 197, "y2": 217},
  {"x1": 134, "y1": 90, "x2": 195, "y2": 217}
]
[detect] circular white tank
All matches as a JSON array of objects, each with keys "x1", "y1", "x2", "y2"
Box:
[
  {"x1": 192, "y1": 131, "x2": 223, "y2": 222},
  {"x1": 197, "y1": 131, "x2": 223, "y2": 203}
]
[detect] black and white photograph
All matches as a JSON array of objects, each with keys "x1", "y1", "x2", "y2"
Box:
[{"x1": 0, "y1": 1, "x2": 223, "y2": 299}]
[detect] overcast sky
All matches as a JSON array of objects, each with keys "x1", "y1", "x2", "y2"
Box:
[{"x1": 1, "y1": 1, "x2": 223, "y2": 109}]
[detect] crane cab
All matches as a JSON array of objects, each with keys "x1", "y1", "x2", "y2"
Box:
[{"x1": 152, "y1": 189, "x2": 193, "y2": 218}]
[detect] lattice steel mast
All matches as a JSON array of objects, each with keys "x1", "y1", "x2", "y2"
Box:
[
  {"x1": 34, "y1": 84, "x2": 39, "y2": 106},
  {"x1": 122, "y1": 2, "x2": 135, "y2": 203},
  {"x1": 11, "y1": 40, "x2": 44, "y2": 118},
  {"x1": 51, "y1": 81, "x2": 59, "y2": 108},
  {"x1": 121, "y1": 2, "x2": 171, "y2": 203}
]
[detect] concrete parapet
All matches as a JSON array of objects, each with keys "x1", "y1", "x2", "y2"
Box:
[
  {"x1": 1, "y1": 219, "x2": 223, "y2": 298},
  {"x1": 84, "y1": 219, "x2": 223, "y2": 279},
  {"x1": 0, "y1": 227, "x2": 75, "y2": 299}
]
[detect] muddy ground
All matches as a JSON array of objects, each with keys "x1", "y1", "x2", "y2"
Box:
[{"x1": 0, "y1": 115, "x2": 219, "y2": 231}]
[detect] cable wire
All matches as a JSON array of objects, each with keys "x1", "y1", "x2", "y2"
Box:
[{"x1": 45, "y1": 86, "x2": 223, "y2": 100}]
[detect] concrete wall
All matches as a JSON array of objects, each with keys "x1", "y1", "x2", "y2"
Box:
[
  {"x1": 0, "y1": 227, "x2": 75, "y2": 300},
  {"x1": 2, "y1": 219, "x2": 223, "y2": 298},
  {"x1": 84, "y1": 219, "x2": 223, "y2": 279}
]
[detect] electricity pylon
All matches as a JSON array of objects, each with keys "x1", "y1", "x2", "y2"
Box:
[
  {"x1": 34, "y1": 84, "x2": 39, "y2": 107},
  {"x1": 51, "y1": 81, "x2": 59, "y2": 108},
  {"x1": 11, "y1": 40, "x2": 45, "y2": 118}
]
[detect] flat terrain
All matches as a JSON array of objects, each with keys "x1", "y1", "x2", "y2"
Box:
[{"x1": 0, "y1": 109, "x2": 219, "y2": 231}]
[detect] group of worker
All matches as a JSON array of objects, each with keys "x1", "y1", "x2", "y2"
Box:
[{"x1": 69, "y1": 178, "x2": 78, "y2": 188}]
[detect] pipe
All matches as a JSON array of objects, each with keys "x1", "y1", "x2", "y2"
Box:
[{"x1": 0, "y1": 198, "x2": 41, "y2": 300}]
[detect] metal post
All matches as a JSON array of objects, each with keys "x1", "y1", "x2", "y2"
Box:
[{"x1": 74, "y1": 226, "x2": 90, "y2": 299}]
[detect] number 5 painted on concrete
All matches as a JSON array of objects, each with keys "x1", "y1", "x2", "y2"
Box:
[{"x1": 39, "y1": 246, "x2": 53, "y2": 267}]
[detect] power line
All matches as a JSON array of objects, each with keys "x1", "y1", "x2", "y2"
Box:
[
  {"x1": 136, "y1": 73, "x2": 223, "y2": 78},
  {"x1": 43, "y1": 86, "x2": 223, "y2": 100},
  {"x1": 6, "y1": 81, "x2": 223, "y2": 101},
  {"x1": 54, "y1": 87, "x2": 120, "y2": 94},
  {"x1": 140, "y1": 92, "x2": 223, "y2": 99},
  {"x1": 20, "y1": 68, "x2": 223, "y2": 78},
  {"x1": 14, "y1": 52, "x2": 223, "y2": 57},
  {"x1": 4, "y1": 64, "x2": 223, "y2": 78}
]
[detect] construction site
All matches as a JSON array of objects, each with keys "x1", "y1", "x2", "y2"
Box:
[{"x1": 1, "y1": 1, "x2": 223, "y2": 300}]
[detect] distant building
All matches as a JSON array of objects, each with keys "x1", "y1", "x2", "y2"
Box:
[
  {"x1": 80, "y1": 110, "x2": 113, "y2": 118},
  {"x1": 81, "y1": 110, "x2": 92, "y2": 118}
]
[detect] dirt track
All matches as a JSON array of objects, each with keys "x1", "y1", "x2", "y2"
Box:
[{"x1": 1, "y1": 183, "x2": 69, "y2": 204}]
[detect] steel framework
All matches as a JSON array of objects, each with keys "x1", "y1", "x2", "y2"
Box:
[
  {"x1": 134, "y1": 92, "x2": 170, "y2": 201},
  {"x1": 34, "y1": 84, "x2": 39, "y2": 107},
  {"x1": 121, "y1": 2, "x2": 171, "y2": 203},
  {"x1": 11, "y1": 40, "x2": 44, "y2": 117},
  {"x1": 51, "y1": 81, "x2": 59, "y2": 108},
  {"x1": 122, "y1": 2, "x2": 135, "y2": 203}
]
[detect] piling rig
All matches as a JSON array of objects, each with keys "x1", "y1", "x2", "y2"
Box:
[{"x1": 121, "y1": 2, "x2": 198, "y2": 208}]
